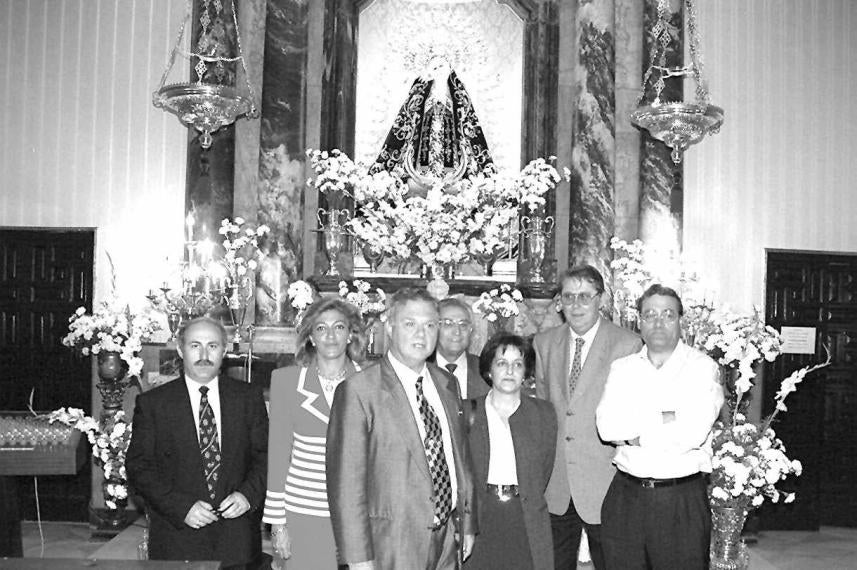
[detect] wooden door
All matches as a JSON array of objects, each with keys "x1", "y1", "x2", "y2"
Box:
[
  {"x1": 762, "y1": 250, "x2": 857, "y2": 529},
  {"x1": 0, "y1": 228, "x2": 95, "y2": 520}
]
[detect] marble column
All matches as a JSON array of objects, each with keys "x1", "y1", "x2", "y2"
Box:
[
  {"x1": 233, "y1": 0, "x2": 267, "y2": 224},
  {"x1": 613, "y1": 0, "x2": 643, "y2": 241},
  {"x1": 254, "y1": 0, "x2": 310, "y2": 312},
  {"x1": 639, "y1": 0, "x2": 683, "y2": 275},
  {"x1": 522, "y1": 1, "x2": 559, "y2": 284},
  {"x1": 568, "y1": 0, "x2": 615, "y2": 279}
]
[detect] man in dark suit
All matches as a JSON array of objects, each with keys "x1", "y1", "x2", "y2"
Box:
[
  {"x1": 127, "y1": 317, "x2": 268, "y2": 568},
  {"x1": 432, "y1": 297, "x2": 489, "y2": 400},
  {"x1": 326, "y1": 287, "x2": 477, "y2": 570},
  {"x1": 533, "y1": 265, "x2": 641, "y2": 570}
]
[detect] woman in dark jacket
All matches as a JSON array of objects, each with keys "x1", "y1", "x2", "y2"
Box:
[{"x1": 465, "y1": 333, "x2": 558, "y2": 570}]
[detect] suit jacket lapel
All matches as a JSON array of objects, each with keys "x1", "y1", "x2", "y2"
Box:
[
  {"x1": 471, "y1": 397, "x2": 490, "y2": 481},
  {"x1": 466, "y1": 354, "x2": 487, "y2": 398},
  {"x1": 430, "y1": 365, "x2": 470, "y2": 492},
  {"x1": 510, "y1": 398, "x2": 535, "y2": 477},
  {"x1": 173, "y1": 376, "x2": 208, "y2": 494},
  {"x1": 380, "y1": 357, "x2": 432, "y2": 484},
  {"x1": 297, "y1": 366, "x2": 330, "y2": 423},
  {"x1": 551, "y1": 325, "x2": 572, "y2": 402},
  {"x1": 217, "y1": 379, "x2": 238, "y2": 497}
]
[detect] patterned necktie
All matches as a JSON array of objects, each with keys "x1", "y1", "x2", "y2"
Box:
[
  {"x1": 445, "y1": 363, "x2": 458, "y2": 374},
  {"x1": 569, "y1": 337, "x2": 586, "y2": 396},
  {"x1": 198, "y1": 386, "x2": 221, "y2": 502},
  {"x1": 415, "y1": 376, "x2": 453, "y2": 527}
]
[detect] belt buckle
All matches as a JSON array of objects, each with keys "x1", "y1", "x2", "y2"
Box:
[
  {"x1": 497, "y1": 486, "x2": 512, "y2": 502},
  {"x1": 640, "y1": 478, "x2": 657, "y2": 489}
]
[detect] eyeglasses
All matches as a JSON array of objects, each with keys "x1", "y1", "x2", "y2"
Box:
[
  {"x1": 640, "y1": 309, "x2": 679, "y2": 324},
  {"x1": 440, "y1": 319, "x2": 472, "y2": 332},
  {"x1": 559, "y1": 292, "x2": 599, "y2": 306}
]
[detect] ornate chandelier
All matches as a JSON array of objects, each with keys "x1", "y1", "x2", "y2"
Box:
[
  {"x1": 153, "y1": 0, "x2": 258, "y2": 149},
  {"x1": 631, "y1": 0, "x2": 723, "y2": 164}
]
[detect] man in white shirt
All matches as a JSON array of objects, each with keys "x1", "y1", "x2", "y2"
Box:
[
  {"x1": 327, "y1": 288, "x2": 476, "y2": 570},
  {"x1": 127, "y1": 317, "x2": 268, "y2": 568},
  {"x1": 433, "y1": 298, "x2": 489, "y2": 400},
  {"x1": 596, "y1": 285, "x2": 724, "y2": 569},
  {"x1": 534, "y1": 265, "x2": 641, "y2": 569}
]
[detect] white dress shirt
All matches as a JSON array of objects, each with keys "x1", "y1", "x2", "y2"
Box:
[
  {"x1": 485, "y1": 390, "x2": 519, "y2": 485},
  {"x1": 568, "y1": 318, "x2": 601, "y2": 375},
  {"x1": 596, "y1": 341, "x2": 724, "y2": 478},
  {"x1": 388, "y1": 353, "x2": 459, "y2": 509},
  {"x1": 436, "y1": 352, "x2": 469, "y2": 398},
  {"x1": 185, "y1": 375, "x2": 222, "y2": 444}
]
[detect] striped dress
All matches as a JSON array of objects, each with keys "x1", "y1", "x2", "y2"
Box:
[{"x1": 264, "y1": 362, "x2": 359, "y2": 568}]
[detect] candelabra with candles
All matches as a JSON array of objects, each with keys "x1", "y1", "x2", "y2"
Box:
[{"x1": 148, "y1": 214, "x2": 231, "y2": 336}]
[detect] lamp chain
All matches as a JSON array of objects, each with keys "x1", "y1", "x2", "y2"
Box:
[
  {"x1": 684, "y1": 0, "x2": 710, "y2": 105},
  {"x1": 230, "y1": 0, "x2": 259, "y2": 117}
]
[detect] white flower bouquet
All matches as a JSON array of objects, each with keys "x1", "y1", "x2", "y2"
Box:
[
  {"x1": 48, "y1": 407, "x2": 132, "y2": 509},
  {"x1": 307, "y1": 148, "x2": 561, "y2": 269},
  {"x1": 62, "y1": 302, "x2": 160, "y2": 379},
  {"x1": 609, "y1": 237, "x2": 652, "y2": 328},
  {"x1": 287, "y1": 280, "x2": 317, "y2": 326},
  {"x1": 218, "y1": 216, "x2": 270, "y2": 280},
  {"x1": 709, "y1": 357, "x2": 830, "y2": 509},
  {"x1": 702, "y1": 310, "x2": 784, "y2": 394},
  {"x1": 472, "y1": 284, "x2": 524, "y2": 322},
  {"x1": 338, "y1": 280, "x2": 387, "y2": 322}
]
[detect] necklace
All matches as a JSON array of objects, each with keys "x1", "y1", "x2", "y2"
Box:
[{"x1": 318, "y1": 366, "x2": 348, "y2": 392}]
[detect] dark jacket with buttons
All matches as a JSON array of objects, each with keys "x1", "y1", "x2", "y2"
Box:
[{"x1": 467, "y1": 394, "x2": 557, "y2": 570}]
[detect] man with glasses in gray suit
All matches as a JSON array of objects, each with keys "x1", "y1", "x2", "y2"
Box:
[{"x1": 533, "y1": 265, "x2": 641, "y2": 569}]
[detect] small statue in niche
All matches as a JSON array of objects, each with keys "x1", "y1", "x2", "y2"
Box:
[
  {"x1": 254, "y1": 235, "x2": 295, "y2": 325},
  {"x1": 369, "y1": 55, "x2": 494, "y2": 194}
]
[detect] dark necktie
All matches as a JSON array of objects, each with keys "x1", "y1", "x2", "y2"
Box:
[
  {"x1": 415, "y1": 376, "x2": 453, "y2": 527},
  {"x1": 445, "y1": 363, "x2": 458, "y2": 374},
  {"x1": 198, "y1": 386, "x2": 221, "y2": 502},
  {"x1": 569, "y1": 337, "x2": 585, "y2": 396}
]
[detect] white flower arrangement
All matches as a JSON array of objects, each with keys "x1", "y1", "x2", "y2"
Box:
[
  {"x1": 708, "y1": 357, "x2": 830, "y2": 509},
  {"x1": 338, "y1": 280, "x2": 387, "y2": 321},
  {"x1": 62, "y1": 302, "x2": 160, "y2": 379},
  {"x1": 609, "y1": 237, "x2": 652, "y2": 328},
  {"x1": 701, "y1": 310, "x2": 784, "y2": 394},
  {"x1": 472, "y1": 284, "x2": 524, "y2": 322},
  {"x1": 48, "y1": 408, "x2": 132, "y2": 510},
  {"x1": 307, "y1": 149, "x2": 561, "y2": 269},
  {"x1": 287, "y1": 280, "x2": 316, "y2": 312},
  {"x1": 218, "y1": 217, "x2": 270, "y2": 280}
]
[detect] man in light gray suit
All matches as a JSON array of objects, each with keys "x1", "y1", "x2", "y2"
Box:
[
  {"x1": 326, "y1": 287, "x2": 476, "y2": 570},
  {"x1": 534, "y1": 265, "x2": 641, "y2": 569}
]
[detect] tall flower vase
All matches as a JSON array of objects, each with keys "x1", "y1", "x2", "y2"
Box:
[
  {"x1": 96, "y1": 351, "x2": 129, "y2": 422},
  {"x1": 488, "y1": 315, "x2": 513, "y2": 338},
  {"x1": 101, "y1": 476, "x2": 129, "y2": 528},
  {"x1": 710, "y1": 506, "x2": 750, "y2": 570}
]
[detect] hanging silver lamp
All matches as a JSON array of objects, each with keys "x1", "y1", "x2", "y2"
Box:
[
  {"x1": 153, "y1": 0, "x2": 258, "y2": 149},
  {"x1": 631, "y1": 0, "x2": 723, "y2": 164}
]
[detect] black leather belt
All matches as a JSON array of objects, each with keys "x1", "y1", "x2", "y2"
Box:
[
  {"x1": 619, "y1": 470, "x2": 702, "y2": 489},
  {"x1": 486, "y1": 484, "x2": 519, "y2": 501}
]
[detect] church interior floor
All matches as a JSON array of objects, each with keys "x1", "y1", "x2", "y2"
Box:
[{"x1": 7, "y1": 521, "x2": 857, "y2": 569}]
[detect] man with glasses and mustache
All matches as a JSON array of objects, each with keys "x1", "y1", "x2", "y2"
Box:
[
  {"x1": 432, "y1": 297, "x2": 489, "y2": 400},
  {"x1": 596, "y1": 284, "x2": 724, "y2": 569},
  {"x1": 326, "y1": 288, "x2": 476, "y2": 569},
  {"x1": 533, "y1": 265, "x2": 641, "y2": 569},
  {"x1": 127, "y1": 317, "x2": 268, "y2": 568}
]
